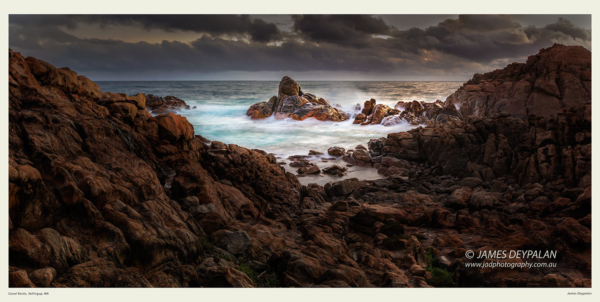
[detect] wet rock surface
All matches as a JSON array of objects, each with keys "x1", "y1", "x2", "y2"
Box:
[
  {"x1": 145, "y1": 94, "x2": 193, "y2": 114},
  {"x1": 9, "y1": 45, "x2": 591, "y2": 288},
  {"x1": 246, "y1": 76, "x2": 349, "y2": 122}
]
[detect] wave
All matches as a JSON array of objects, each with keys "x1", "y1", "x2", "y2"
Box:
[{"x1": 98, "y1": 81, "x2": 460, "y2": 158}]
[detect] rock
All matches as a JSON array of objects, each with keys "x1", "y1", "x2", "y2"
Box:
[
  {"x1": 247, "y1": 77, "x2": 348, "y2": 121},
  {"x1": 382, "y1": 115, "x2": 402, "y2": 126},
  {"x1": 354, "y1": 102, "x2": 400, "y2": 125},
  {"x1": 305, "y1": 165, "x2": 321, "y2": 174},
  {"x1": 329, "y1": 201, "x2": 348, "y2": 212},
  {"x1": 447, "y1": 44, "x2": 591, "y2": 118},
  {"x1": 444, "y1": 187, "x2": 472, "y2": 210},
  {"x1": 343, "y1": 147, "x2": 372, "y2": 166},
  {"x1": 327, "y1": 146, "x2": 346, "y2": 156},
  {"x1": 108, "y1": 102, "x2": 138, "y2": 120},
  {"x1": 410, "y1": 264, "x2": 427, "y2": 276},
  {"x1": 9, "y1": 267, "x2": 36, "y2": 287},
  {"x1": 8, "y1": 47, "x2": 591, "y2": 289},
  {"x1": 362, "y1": 99, "x2": 376, "y2": 115},
  {"x1": 246, "y1": 96, "x2": 276, "y2": 119},
  {"x1": 154, "y1": 112, "x2": 195, "y2": 142},
  {"x1": 469, "y1": 189, "x2": 501, "y2": 209},
  {"x1": 53, "y1": 259, "x2": 152, "y2": 287},
  {"x1": 326, "y1": 179, "x2": 353, "y2": 197},
  {"x1": 279, "y1": 76, "x2": 300, "y2": 96},
  {"x1": 309, "y1": 150, "x2": 323, "y2": 155},
  {"x1": 352, "y1": 204, "x2": 408, "y2": 227},
  {"x1": 322, "y1": 165, "x2": 347, "y2": 176},
  {"x1": 460, "y1": 177, "x2": 483, "y2": 188},
  {"x1": 197, "y1": 258, "x2": 254, "y2": 287},
  {"x1": 29, "y1": 267, "x2": 57, "y2": 287},
  {"x1": 540, "y1": 274, "x2": 574, "y2": 287},
  {"x1": 553, "y1": 217, "x2": 590, "y2": 247},
  {"x1": 145, "y1": 94, "x2": 191, "y2": 113},
  {"x1": 212, "y1": 230, "x2": 253, "y2": 255}
]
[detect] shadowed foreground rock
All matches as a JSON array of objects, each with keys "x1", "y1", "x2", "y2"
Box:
[{"x1": 9, "y1": 45, "x2": 591, "y2": 288}]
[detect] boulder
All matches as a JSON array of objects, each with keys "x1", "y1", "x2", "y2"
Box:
[
  {"x1": 154, "y1": 112, "x2": 195, "y2": 142},
  {"x1": 212, "y1": 230, "x2": 253, "y2": 255},
  {"x1": 327, "y1": 146, "x2": 346, "y2": 156},
  {"x1": 322, "y1": 165, "x2": 347, "y2": 176},
  {"x1": 29, "y1": 267, "x2": 57, "y2": 287},
  {"x1": 145, "y1": 94, "x2": 191, "y2": 113}
]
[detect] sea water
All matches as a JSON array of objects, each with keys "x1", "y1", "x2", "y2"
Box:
[{"x1": 97, "y1": 81, "x2": 462, "y2": 185}]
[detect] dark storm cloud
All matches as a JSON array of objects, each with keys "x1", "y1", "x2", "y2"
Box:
[
  {"x1": 384, "y1": 15, "x2": 591, "y2": 63},
  {"x1": 10, "y1": 15, "x2": 282, "y2": 42},
  {"x1": 291, "y1": 15, "x2": 391, "y2": 47},
  {"x1": 9, "y1": 31, "x2": 399, "y2": 74},
  {"x1": 530, "y1": 17, "x2": 591, "y2": 41},
  {"x1": 8, "y1": 14, "x2": 592, "y2": 80}
]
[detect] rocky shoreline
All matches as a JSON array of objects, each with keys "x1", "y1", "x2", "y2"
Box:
[{"x1": 9, "y1": 44, "x2": 591, "y2": 288}]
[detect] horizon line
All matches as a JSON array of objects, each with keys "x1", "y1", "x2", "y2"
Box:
[{"x1": 94, "y1": 80, "x2": 468, "y2": 82}]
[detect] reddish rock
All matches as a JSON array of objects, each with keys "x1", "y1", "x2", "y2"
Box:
[
  {"x1": 327, "y1": 146, "x2": 346, "y2": 156},
  {"x1": 447, "y1": 44, "x2": 591, "y2": 118},
  {"x1": 247, "y1": 76, "x2": 348, "y2": 121},
  {"x1": 145, "y1": 94, "x2": 191, "y2": 113},
  {"x1": 153, "y1": 112, "x2": 195, "y2": 142}
]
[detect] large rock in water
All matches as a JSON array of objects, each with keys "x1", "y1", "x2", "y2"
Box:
[
  {"x1": 246, "y1": 76, "x2": 349, "y2": 122},
  {"x1": 145, "y1": 94, "x2": 191, "y2": 114},
  {"x1": 353, "y1": 100, "x2": 400, "y2": 125},
  {"x1": 353, "y1": 98, "x2": 460, "y2": 127},
  {"x1": 446, "y1": 44, "x2": 591, "y2": 119}
]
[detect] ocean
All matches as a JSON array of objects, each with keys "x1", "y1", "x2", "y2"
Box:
[{"x1": 96, "y1": 81, "x2": 462, "y2": 185}]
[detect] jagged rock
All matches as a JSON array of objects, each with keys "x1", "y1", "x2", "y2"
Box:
[
  {"x1": 7, "y1": 46, "x2": 592, "y2": 289},
  {"x1": 154, "y1": 112, "x2": 195, "y2": 142},
  {"x1": 247, "y1": 77, "x2": 348, "y2": 121},
  {"x1": 447, "y1": 44, "x2": 591, "y2": 118},
  {"x1": 145, "y1": 94, "x2": 190, "y2": 113},
  {"x1": 354, "y1": 102, "x2": 400, "y2": 125}
]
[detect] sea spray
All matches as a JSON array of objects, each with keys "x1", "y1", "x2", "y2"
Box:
[{"x1": 97, "y1": 80, "x2": 462, "y2": 184}]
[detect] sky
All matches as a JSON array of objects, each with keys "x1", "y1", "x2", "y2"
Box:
[{"x1": 9, "y1": 14, "x2": 592, "y2": 81}]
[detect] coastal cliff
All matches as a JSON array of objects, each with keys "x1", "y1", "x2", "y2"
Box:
[
  {"x1": 447, "y1": 44, "x2": 591, "y2": 119},
  {"x1": 9, "y1": 44, "x2": 591, "y2": 288}
]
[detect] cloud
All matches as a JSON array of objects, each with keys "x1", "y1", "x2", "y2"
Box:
[
  {"x1": 524, "y1": 17, "x2": 592, "y2": 49},
  {"x1": 383, "y1": 15, "x2": 591, "y2": 63},
  {"x1": 8, "y1": 15, "x2": 591, "y2": 80},
  {"x1": 291, "y1": 15, "x2": 391, "y2": 47},
  {"x1": 10, "y1": 15, "x2": 282, "y2": 42}
]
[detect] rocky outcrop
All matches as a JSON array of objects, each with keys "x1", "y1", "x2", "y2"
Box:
[
  {"x1": 8, "y1": 45, "x2": 591, "y2": 289},
  {"x1": 145, "y1": 94, "x2": 192, "y2": 114},
  {"x1": 446, "y1": 44, "x2": 591, "y2": 119},
  {"x1": 246, "y1": 76, "x2": 349, "y2": 122},
  {"x1": 394, "y1": 99, "x2": 462, "y2": 126},
  {"x1": 8, "y1": 49, "x2": 301, "y2": 287},
  {"x1": 373, "y1": 110, "x2": 590, "y2": 187},
  {"x1": 353, "y1": 99, "x2": 400, "y2": 125},
  {"x1": 353, "y1": 98, "x2": 461, "y2": 127}
]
